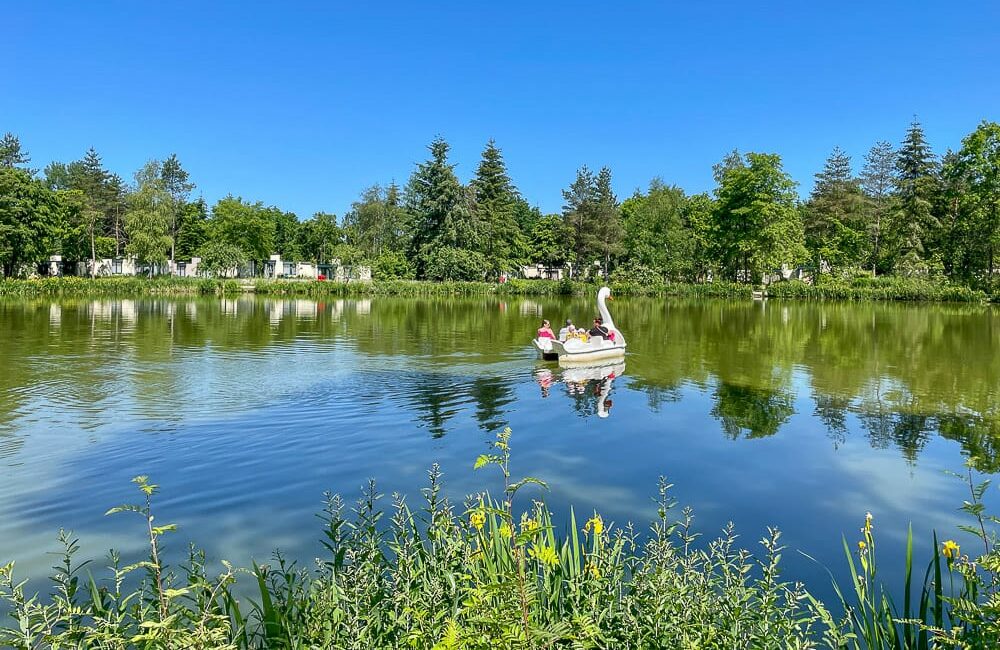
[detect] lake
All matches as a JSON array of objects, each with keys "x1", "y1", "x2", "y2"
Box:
[{"x1": 1, "y1": 294, "x2": 998, "y2": 602}]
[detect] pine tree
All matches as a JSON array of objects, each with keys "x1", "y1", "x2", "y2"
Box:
[
  {"x1": 471, "y1": 139, "x2": 526, "y2": 277},
  {"x1": 860, "y1": 141, "x2": 897, "y2": 273},
  {"x1": 405, "y1": 137, "x2": 478, "y2": 277},
  {"x1": 0, "y1": 133, "x2": 31, "y2": 169},
  {"x1": 893, "y1": 119, "x2": 941, "y2": 273},
  {"x1": 160, "y1": 154, "x2": 195, "y2": 261},
  {"x1": 804, "y1": 147, "x2": 867, "y2": 271},
  {"x1": 561, "y1": 166, "x2": 597, "y2": 274},
  {"x1": 593, "y1": 167, "x2": 622, "y2": 277}
]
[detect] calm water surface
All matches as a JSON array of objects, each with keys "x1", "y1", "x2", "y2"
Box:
[{"x1": 1, "y1": 295, "x2": 998, "y2": 600}]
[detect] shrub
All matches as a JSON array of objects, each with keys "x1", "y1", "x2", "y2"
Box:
[
  {"x1": 423, "y1": 247, "x2": 490, "y2": 282},
  {"x1": 372, "y1": 251, "x2": 415, "y2": 281}
]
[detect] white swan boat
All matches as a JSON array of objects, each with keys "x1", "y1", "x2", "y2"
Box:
[{"x1": 532, "y1": 286, "x2": 627, "y2": 365}]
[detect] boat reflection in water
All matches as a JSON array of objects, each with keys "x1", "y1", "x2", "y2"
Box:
[{"x1": 533, "y1": 361, "x2": 625, "y2": 418}]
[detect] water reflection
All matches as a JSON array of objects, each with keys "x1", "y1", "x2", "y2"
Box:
[
  {"x1": 534, "y1": 362, "x2": 625, "y2": 419},
  {"x1": 1, "y1": 295, "x2": 998, "y2": 604}
]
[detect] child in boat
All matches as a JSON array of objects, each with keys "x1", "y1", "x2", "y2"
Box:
[
  {"x1": 537, "y1": 319, "x2": 555, "y2": 340},
  {"x1": 558, "y1": 319, "x2": 575, "y2": 341}
]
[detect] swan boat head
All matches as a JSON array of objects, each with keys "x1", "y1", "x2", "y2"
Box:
[{"x1": 596, "y1": 286, "x2": 624, "y2": 345}]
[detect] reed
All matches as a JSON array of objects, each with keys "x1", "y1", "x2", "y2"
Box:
[{"x1": 1, "y1": 433, "x2": 997, "y2": 648}]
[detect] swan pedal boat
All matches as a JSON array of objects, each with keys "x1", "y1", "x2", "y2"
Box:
[{"x1": 532, "y1": 287, "x2": 626, "y2": 365}]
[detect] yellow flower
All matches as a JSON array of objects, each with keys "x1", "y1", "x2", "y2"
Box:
[
  {"x1": 586, "y1": 562, "x2": 601, "y2": 579},
  {"x1": 942, "y1": 540, "x2": 960, "y2": 561},
  {"x1": 858, "y1": 540, "x2": 867, "y2": 552},
  {"x1": 521, "y1": 517, "x2": 539, "y2": 534},
  {"x1": 585, "y1": 514, "x2": 604, "y2": 536},
  {"x1": 498, "y1": 523, "x2": 512, "y2": 538},
  {"x1": 469, "y1": 511, "x2": 485, "y2": 531},
  {"x1": 530, "y1": 544, "x2": 558, "y2": 567}
]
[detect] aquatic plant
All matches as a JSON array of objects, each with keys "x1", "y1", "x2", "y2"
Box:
[{"x1": 1, "y1": 431, "x2": 997, "y2": 648}]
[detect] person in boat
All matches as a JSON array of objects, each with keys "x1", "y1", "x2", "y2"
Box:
[
  {"x1": 588, "y1": 317, "x2": 610, "y2": 340},
  {"x1": 558, "y1": 319, "x2": 575, "y2": 341},
  {"x1": 537, "y1": 319, "x2": 555, "y2": 340}
]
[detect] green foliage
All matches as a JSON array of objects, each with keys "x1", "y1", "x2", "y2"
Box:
[
  {"x1": 407, "y1": 138, "x2": 476, "y2": 278},
  {"x1": 124, "y1": 160, "x2": 173, "y2": 272},
  {"x1": 175, "y1": 198, "x2": 209, "y2": 260},
  {"x1": 5, "y1": 121, "x2": 1000, "y2": 296},
  {"x1": 6, "y1": 431, "x2": 996, "y2": 647},
  {"x1": 343, "y1": 184, "x2": 407, "y2": 259},
  {"x1": 210, "y1": 196, "x2": 277, "y2": 269},
  {"x1": 296, "y1": 212, "x2": 343, "y2": 264},
  {"x1": 891, "y1": 119, "x2": 942, "y2": 273},
  {"x1": 424, "y1": 246, "x2": 489, "y2": 282},
  {"x1": 561, "y1": 166, "x2": 623, "y2": 277},
  {"x1": 804, "y1": 147, "x2": 869, "y2": 271},
  {"x1": 528, "y1": 214, "x2": 573, "y2": 267},
  {"x1": 0, "y1": 132, "x2": 31, "y2": 170},
  {"x1": 766, "y1": 276, "x2": 988, "y2": 302},
  {"x1": 372, "y1": 250, "x2": 415, "y2": 280},
  {"x1": 0, "y1": 167, "x2": 62, "y2": 276},
  {"x1": 712, "y1": 151, "x2": 808, "y2": 283},
  {"x1": 198, "y1": 241, "x2": 248, "y2": 277},
  {"x1": 621, "y1": 180, "x2": 697, "y2": 281},
  {"x1": 471, "y1": 139, "x2": 529, "y2": 278}
]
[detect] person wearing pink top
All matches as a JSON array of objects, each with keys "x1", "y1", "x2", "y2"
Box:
[{"x1": 537, "y1": 319, "x2": 555, "y2": 339}]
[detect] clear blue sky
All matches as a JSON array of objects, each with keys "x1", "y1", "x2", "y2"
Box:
[{"x1": 5, "y1": 1, "x2": 998, "y2": 218}]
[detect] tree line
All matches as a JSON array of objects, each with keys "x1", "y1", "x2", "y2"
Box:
[{"x1": 1, "y1": 119, "x2": 998, "y2": 286}]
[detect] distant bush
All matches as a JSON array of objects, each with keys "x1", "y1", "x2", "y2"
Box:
[
  {"x1": 767, "y1": 276, "x2": 988, "y2": 302},
  {"x1": 372, "y1": 251, "x2": 415, "y2": 281},
  {"x1": 423, "y1": 247, "x2": 490, "y2": 282}
]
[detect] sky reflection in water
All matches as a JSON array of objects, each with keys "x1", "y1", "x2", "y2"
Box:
[{"x1": 0, "y1": 295, "x2": 997, "y2": 603}]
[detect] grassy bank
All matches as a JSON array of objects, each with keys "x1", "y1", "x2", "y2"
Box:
[
  {"x1": 2, "y1": 430, "x2": 997, "y2": 649},
  {"x1": 0, "y1": 275, "x2": 994, "y2": 303},
  {"x1": 765, "y1": 276, "x2": 991, "y2": 303}
]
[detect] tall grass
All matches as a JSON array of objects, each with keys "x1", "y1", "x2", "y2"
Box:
[
  {"x1": 1, "y1": 432, "x2": 997, "y2": 648},
  {"x1": 766, "y1": 277, "x2": 990, "y2": 303}
]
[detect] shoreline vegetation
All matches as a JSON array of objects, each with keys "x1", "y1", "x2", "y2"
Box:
[
  {"x1": 0, "y1": 276, "x2": 994, "y2": 303},
  {"x1": 1, "y1": 430, "x2": 997, "y2": 648},
  {"x1": 4, "y1": 119, "x2": 1000, "y2": 306}
]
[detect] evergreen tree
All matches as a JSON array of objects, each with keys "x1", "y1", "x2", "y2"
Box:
[
  {"x1": 45, "y1": 149, "x2": 128, "y2": 257},
  {"x1": 860, "y1": 141, "x2": 897, "y2": 274},
  {"x1": 471, "y1": 139, "x2": 526, "y2": 277},
  {"x1": 893, "y1": 119, "x2": 941, "y2": 273},
  {"x1": 561, "y1": 166, "x2": 597, "y2": 274},
  {"x1": 160, "y1": 154, "x2": 195, "y2": 261},
  {"x1": 593, "y1": 167, "x2": 623, "y2": 277},
  {"x1": 405, "y1": 137, "x2": 477, "y2": 278},
  {"x1": 0, "y1": 133, "x2": 30, "y2": 170},
  {"x1": 803, "y1": 147, "x2": 867, "y2": 271}
]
